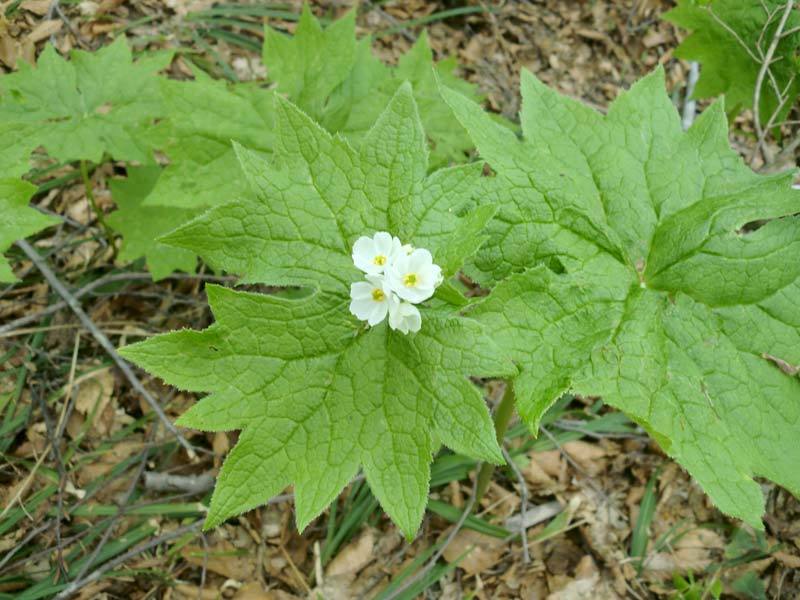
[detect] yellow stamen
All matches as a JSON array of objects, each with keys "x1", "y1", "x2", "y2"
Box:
[
  {"x1": 373, "y1": 255, "x2": 387, "y2": 266},
  {"x1": 403, "y1": 273, "x2": 418, "y2": 287},
  {"x1": 371, "y1": 288, "x2": 385, "y2": 302}
]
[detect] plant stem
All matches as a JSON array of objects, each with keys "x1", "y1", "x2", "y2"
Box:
[
  {"x1": 475, "y1": 381, "x2": 516, "y2": 504},
  {"x1": 80, "y1": 160, "x2": 113, "y2": 242}
]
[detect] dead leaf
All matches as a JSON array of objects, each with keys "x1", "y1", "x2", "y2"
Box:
[
  {"x1": 442, "y1": 529, "x2": 506, "y2": 575},
  {"x1": 644, "y1": 528, "x2": 724, "y2": 573},
  {"x1": 21, "y1": 0, "x2": 50, "y2": 15},
  {"x1": 72, "y1": 368, "x2": 117, "y2": 436},
  {"x1": 524, "y1": 455, "x2": 556, "y2": 488},
  {"x1": 774, "y1": 550, "x2": 800, "y2": 569},
  {"x1": 546, "y1": 572, "x2": 620, "y2": 600},
  {"x1": 181, "y1": 540, "x2": 258, "y2": 581},
  {"x1": 173, "y1": 584, "x2": 218, "y2": 600},
  {"x1": 326, "y1": 528, "x2": 374, "y2": 578},
  {"x1": 235, "y1": 583, "x2": 301, "y2": 600},
  {"x1": 531, "y1": 449, "x2": 564, "y2": 479},
  {"x1": 27, "y1": 19, "x2": 62, "y2": 44},
  {"x1": 562, "y1": 441, "x2": 608, "y2": 477}
]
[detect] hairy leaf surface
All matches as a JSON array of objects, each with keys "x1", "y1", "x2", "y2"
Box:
[
  {"x1": 0, "y1": 179, "x2": 59, "y2": 282},
  {"x1": 442, "y1": 67, "x2": 800, "y2": 527},
  {"x1": 664, "y1": 0, "x2": 800, "y2": 122},
  {"x1": 120, "y1": 85, "x2": 514, "y2": 537}
]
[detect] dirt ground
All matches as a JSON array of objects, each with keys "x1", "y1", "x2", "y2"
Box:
[{"x1": 1, "y1": 1, "x2": 799, "y2": 599}]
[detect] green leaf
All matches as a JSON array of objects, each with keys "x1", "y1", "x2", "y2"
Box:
[
  {"x1": 121, "y1": 85, "x2": 515, "y2": 538},
  {"x1": 0, "y1": 179, "x2": 59, "y2": 282},
  {"x1": 442, "y1": 67, "x2": 800, "y2": 528},
  {"x1": 334, "y1": 31, "x2": 483, "y2": 169},
  {"x1": 123, "y1": 10, "x2": 486, "y2": 280},
  {"x1": 105, "y1": 167, "x2": 197, "y2": 280},
  {"x1": 664, "y1": 0, "x2": 800, "y2": 122},
  {"x1": 111, "y1": 77, "x2": 275, "y2": 276},
  {"x1": 262, "y1": 4, "x2": 357, "y2": 118},
  {"x1": 0, "y1": 38, "x2": 169, "y2": 165}
]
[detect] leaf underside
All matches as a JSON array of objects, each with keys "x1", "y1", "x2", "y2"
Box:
[
  {"x1": 121, "y1": 85, "x2": 514, "y2": 538},
  {"x1": 442, "y1": 66, "x2": 800, "y2": 528}
]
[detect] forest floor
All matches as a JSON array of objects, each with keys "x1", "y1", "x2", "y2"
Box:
[{"x1": 1, "y1": 1, "x2": 800, "y2": 599}]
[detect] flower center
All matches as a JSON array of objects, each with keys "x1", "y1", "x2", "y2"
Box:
[
  {"x1": 373, "y1": 254, "x2": 387, "y2": 266},
  {"x1": 403, "y1": 273, "x2": 418, "y2": 288},
  {"x1": 371, "y1": 288, "x2": 385, "y2": 302}
]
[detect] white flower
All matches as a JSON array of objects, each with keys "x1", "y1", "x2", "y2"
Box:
[
  {"x1": 386, "y1": 248, "x2": 443, "y2": 304},
  {"x1": 401, "y1": 243, "x2": 414, "y2": 255},
  {"x1": 389, "y1": 301, "x2": 421, "y2": 334},
  {"x1": 352, "y1": 232, "x2": 402, "y2": 275},
  {"x1": 349, "y1": 275, "x2": 397, "y2": 326}
]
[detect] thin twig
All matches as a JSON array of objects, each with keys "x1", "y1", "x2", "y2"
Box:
[
  {"x1": 143, "y1": 471, "x2": 215, "y2": 494},
  {"x1": 52, "y1": 520, "x2": 203, "y2": 600},
  {"x1": 751, "y1": 1, "x2": 796, "y2": 165},
  {"x1": 31, "y1": 385, "x2": 70, "y2": 579},
  {"x1": 705, "y1": 6, "x2": 762, "y2": 64},
  {"x1": 381, "y1": 474, "x2": 481, "y2": 600},
  {"x1": 0, "y1": 272, "x2": 234, "y2": 336},
  {"x1": 15, "y1": 240, "x2": 197, "y2": 459},
  {"x1": 501, "y1": 447, "x2": 530, "y2": 564},
  {"x1": 66, "y1": 423, "x2": 158, "y2": 589}
]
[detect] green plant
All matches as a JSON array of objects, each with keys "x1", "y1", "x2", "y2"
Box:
[
  {"x1": 664, "y1": 1, "x2": 800, "y2": 136},
  {"x1": 120, "y1": 85, "x2": 515, "y2": 538},
  {"x1": 442, "y1": 67, "x2": 800, "y2": 528},
  {"x1": 0, "y1": 37, "x2": 170, "y2": 173},
  {"x1": 121, "y1": 66, "x2": 800, "y2": 537},
  {"x1": 117, "y1": 5, "x2": 485, "y2": 279},
  {"x1": 0, "y1": 179, "x2": 59, "y2": 282},
  {"x1": 0, "y1": 5, "x2": 486, "y2": 281}
]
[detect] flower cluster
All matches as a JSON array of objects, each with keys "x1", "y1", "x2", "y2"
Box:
[{"x1": 349, "y1": 232, "x2": 443, "y2": 334}]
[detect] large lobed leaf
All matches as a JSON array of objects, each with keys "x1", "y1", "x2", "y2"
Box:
[
  {"x1": 442, "y1": 67, "x2": 800, "y2": 528},
  {"x1": 120, "y1": 85, "x2": 515, "y2": 538},
  {"x1": 0, "y1": 38, "x2": 170, "y2": 172},
  {"x1": 123, "y1": 5, "x2": 484, "y2": 278},
  {"x1": 664, "y1": 0, "x2": 800, "y2": 123}
]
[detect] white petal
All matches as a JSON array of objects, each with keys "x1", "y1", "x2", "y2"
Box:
[
  {"x1": 367, "y1": 300, "x2": 389, "y2": 325},
  {"x1": 373, "y1": 232, "x2": 394, "y2": 255},
  {"x1": 407, "y1": 248, "x2": 434, "y2": 271},
  {"x1": 349, "y1": 296, "x2": 376, "y2": 321},
  {"x1": 389, "y1": 302, "x2": 421, "y2": 334},
  {"x1": 350, "y1": 281, "x2": 374, "y2": 300},
  {"x1": 352, "y1": 237, "x2": 380, "y2": 274}
]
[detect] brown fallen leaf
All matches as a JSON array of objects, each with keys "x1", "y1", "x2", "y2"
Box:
[
  {"x1": 326, "y1": 527, "x2": 375, "y2": 578},
  {"x1": 182, "y1": 539, "x2": 258, "y2": 581},
  {"x1": 21, "y1": 0, "x2": 50, "y2": 15},
  {"x1": 442, "y1": 529, "x2": 506, "y2": 575},
  {"x1": 530, "y1": 449, "x2": 564, "y2": 479},
  {"x1": 27, "y1": 19, "x2": 62, "y2": 44},
  {"x1": 562, "y1": 440, "x2": 608, "y2": 477},
  {"x1": 644, "y1": 528, "x2": 724, "y2": 573},
  {"x1": 774, "y1": 550, "x2": 800, "y2": 569},
  {"x1": 173, "y1": 584, "x2": 218, "y2": 600},
  {"x1": 235, "y1": 582, "x2": 301, "y2": 600}
]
